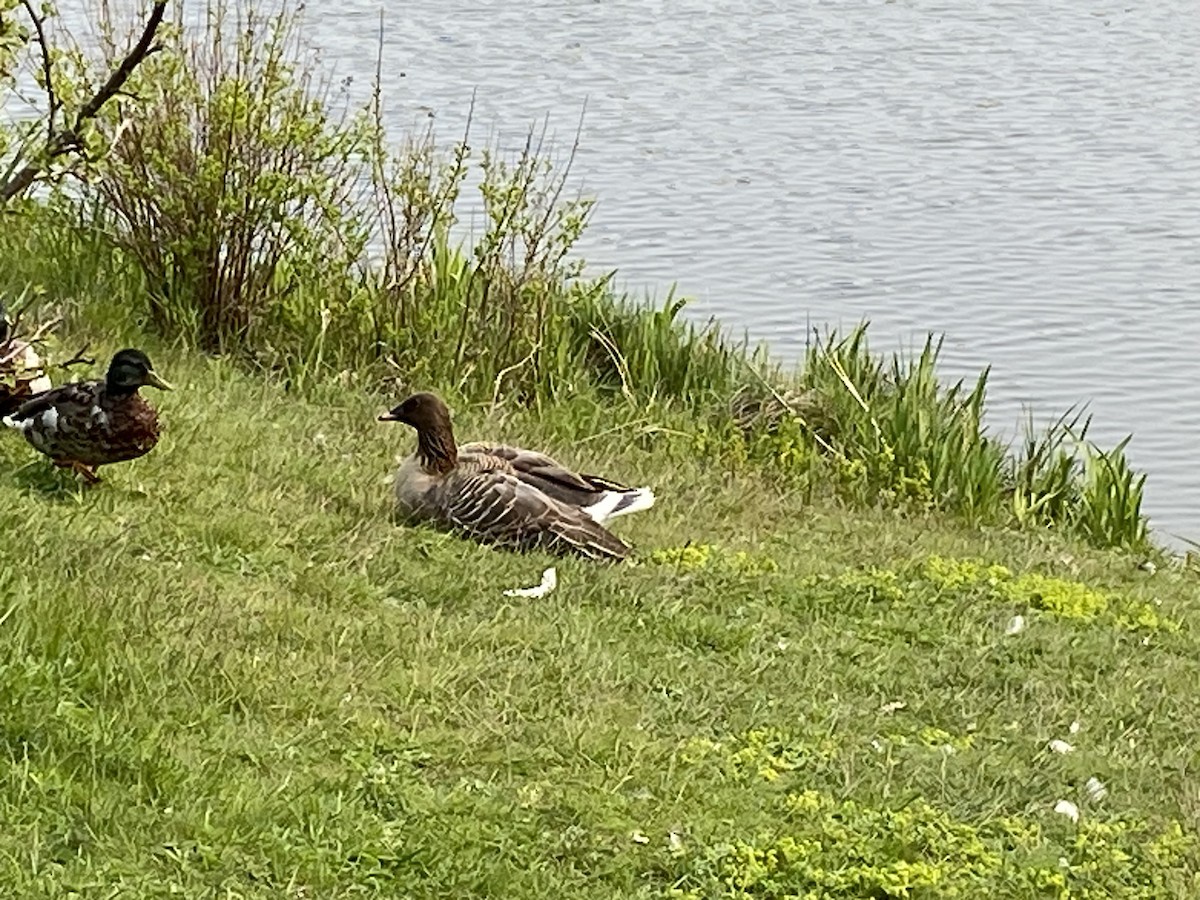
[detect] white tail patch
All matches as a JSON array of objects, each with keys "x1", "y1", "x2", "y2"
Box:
[
  {"x1": 3, "y1": 406, "x2": 56, "y2": 433},
  {"x1": 584, "y1": 487, "x2": 656, "y2": 525}
]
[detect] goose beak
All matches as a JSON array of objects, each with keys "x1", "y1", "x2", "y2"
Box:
[
  {"x1": 145, "y1": 371, "x2": 174, "y2": 391},
  {"x1": 377, "y1": 411, "x2": 399, "y2": 422}
]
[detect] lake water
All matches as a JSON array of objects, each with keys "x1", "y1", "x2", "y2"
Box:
[{"x1": 49, "y1": 1, "x2": 1200, "y2": 545}]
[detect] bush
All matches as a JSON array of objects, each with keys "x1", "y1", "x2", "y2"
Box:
[
  {"x1": 94, "y1": 0, "x2": 369, "y2": 351},
  {"x1": 78, "y1": 0, "x2": 731, "y2": 404}
]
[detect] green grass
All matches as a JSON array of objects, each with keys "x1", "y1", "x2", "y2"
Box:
[
  {"x1": 1, "y1": 340, "x2": 1197, "y2": 897},
  {"x1": 1, "y1": 6, "x2": 1183, "y2": 892}
]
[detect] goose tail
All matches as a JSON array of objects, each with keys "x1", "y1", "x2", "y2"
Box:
[{"x1": 583, "y1": 486, "x2": 656, "y2": 525}]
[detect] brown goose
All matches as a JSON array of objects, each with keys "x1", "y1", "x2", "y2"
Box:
[
  {"x1": 378, "y1": 392, "x2": 655, "y2": 561},
  {"x1": 3, "y1": 348, "x2": 172, "y2": 483}
]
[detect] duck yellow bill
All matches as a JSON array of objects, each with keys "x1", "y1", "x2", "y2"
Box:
[{"x1": 145, "y1": 371, "x2": 174, "y2": 391}]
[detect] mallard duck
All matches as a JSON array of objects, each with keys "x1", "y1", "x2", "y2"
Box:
[
  {"x1": 2, "y1": 348, "x2": 172, "y2": 483},
  {"x1": 378, "y1": 392, "x2": 655, "y2": 561}
]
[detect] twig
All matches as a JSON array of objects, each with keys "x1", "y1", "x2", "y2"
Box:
[
  {"x1": 56, "y1": 345, "x2": 95, "y2": 370},
  {"x1": 23, "y1": 314, "x2": 64, "y2": 346},
  {"x1": 20, "y1": 0, "x2": 61, "y2": 143},
  {"x1": 575, "y1": 418, "x2": 692, "y2": 444},
  {"x1": 73, "y1": 4, "x2": 166, "y2": 129},
  {"x1": 588, "y1": 326, "x2": 636, "y2": 407},
  {"x1": 0, "y1": 313, "x2": 63, "y2": 366},
  {"x1": 0, "y1": 1, "x2": 168, "y2": 203},
  {"x1": 489, "y1": 341, "x2": 540, "y2": 412}
]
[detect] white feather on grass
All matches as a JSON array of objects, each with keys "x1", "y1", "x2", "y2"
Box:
[{"x1": 503, "y1": 567, "x2": 558, "y2": 599}]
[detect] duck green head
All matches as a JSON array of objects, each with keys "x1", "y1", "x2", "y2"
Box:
[{"x1": 107, "y1": 349, "x2": 173, "y2": 395}]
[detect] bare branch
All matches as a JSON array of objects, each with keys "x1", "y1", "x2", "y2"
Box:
[
  {"x1": 22, "y1": 313, "x2": 63, "y2": 345},
  {"x1": 55, "y1": 345, "x2": 96, "y2": 370},
  {"x1": 0, "y1": 313, "x2": 63, "y2": 365},
  {"x1": 0, "y1": 1, "x2": 168, "y2": 204},
  {"x1": 19, "y1": 0, "x2": 61, "y2": 143},
  {"x1": 73, "y1": 4, "x2": 166, "y2": 127}
]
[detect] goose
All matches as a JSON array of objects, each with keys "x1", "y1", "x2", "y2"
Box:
[
  {"x1": 3, "y1": 348, "x2": 172, "y2": 483},
  {"x1": 378, "y1": 392, "x2": 654, "y2": 560}
]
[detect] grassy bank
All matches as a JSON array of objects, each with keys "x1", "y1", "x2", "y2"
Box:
[
  {"x1": 1, "y1": 0, "x2": 1149, "y2": 549},
  {"x1": 0, "y1": 195, "x2": 1150, "y2": 551},
  {"x1": 0, "y1": 344, "x2": 1197, "y2": 897}
]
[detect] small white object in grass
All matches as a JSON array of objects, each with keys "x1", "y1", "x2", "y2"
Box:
[
  {"x1": 1069, "y1": 720, "x2": 1081, "y2": 734},
  {"x1": 879, "y1": 700, "x2": 906, "y2": 714},
  {"x1": 776, "y1": 637, "x2": 790, "y2": 651},
  {"x1": 1005, "y1": 614, "x2": 1026, "y2": 636},
  {"x1": 870, "y1": 739, "x2": 883, "y2": 752},
  {"x1": 504, "y1": 567, "x2": 558, "y2": 598},
  {"x1": 20, "y1": 346, "x2": 52, "y2": 393},
  {"x1": 1086, "y1": 777, "x2": 1108, "y2": 802},
  {"x1": 668, "y1": 831, "x2": 684, "y2": 853},
  {"x1": 1048, "y1": 739, "x2": 1075, "y2": 754},
  {"x1": 28, "y1": 371, "x2": 52, "y2": 393},
  {"x1": 631, "y1": 830, "x2": 650, "y2": 845},
  {"x1": 1054, "y1": 799, "x2": 1080, "y2": 823}
]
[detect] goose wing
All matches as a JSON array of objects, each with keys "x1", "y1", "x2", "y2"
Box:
[
  {"x1": 440, "y1": 465, "x2": 631, "y2": 561},
  {"x1": 460, "y1": 441, "x2": 633, "y2": 507}
]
